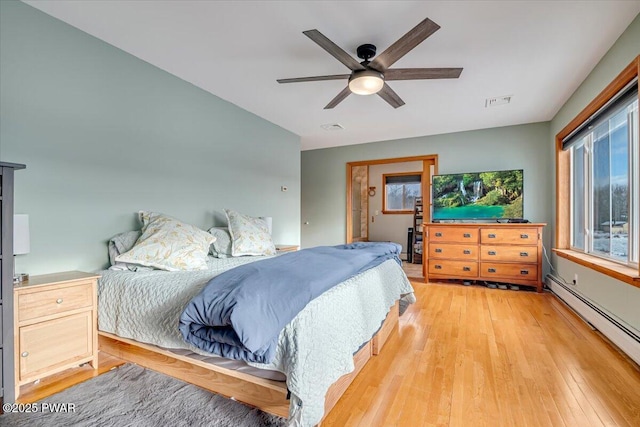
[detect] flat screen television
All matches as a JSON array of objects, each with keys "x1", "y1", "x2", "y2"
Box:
[{"x1": 432, "y1": 169, "x2": 523, "y2": 220}]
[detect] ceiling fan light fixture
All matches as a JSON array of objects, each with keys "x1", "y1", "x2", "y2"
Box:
[{"x1": 348, "y1": 70, "x2": 384, "y2": 95}]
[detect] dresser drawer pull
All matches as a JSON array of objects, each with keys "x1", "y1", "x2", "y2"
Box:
[
  {"x1": 520, "y1": 252, "x2": 529, "y2": 257},
  {"x1": 488, "y1": 233, "x2": 496, "y2": 238},
  {"x1": 435, "y1": 248, "x2": 442, "y2": 253},
  {"x1": 488, "y1": 250, "x2": 497, "y2": 256},
  {"x1": 434, "y1": 265, "x2": 442, "y2": 270},
  {"x1": 488, "y1": 268, "x2": 496, "y2": 273},
  {"x1": 520, "y1": 270, "x2": 529, "y2": 275},
  {"x1": 520, "y1": 234, "x2": 529, "y2": 239},
  {"x1": 463, "y1": 233, "x2": 471, "y2": 238},
  {"x1": 435, "y1": 232, "x2": 442, "y2": 237},
  {"x1": 463, "y1": 250, "x2": 471, "y2": 255},
  {"x1": 56, "y1": 298, "x2": 64, "y2": 304},
  {"x1": 21, "y1": 351, "x2": 29, "y2": 358},
  {"x1": 463, "y1": 266, "x2": 471, "y2": 272}
]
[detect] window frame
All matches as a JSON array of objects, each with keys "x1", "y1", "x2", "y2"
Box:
[
  {"x1": 569, "y1": 115, "x2": 638, "y2": 265},
  {"x1": 555, "y1": 56, "x2": 640, "y2": 287},
  {"x1": 382, "y1": 171, "x2": 422, "y2": 214}
]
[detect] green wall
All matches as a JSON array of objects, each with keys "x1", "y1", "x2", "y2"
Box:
[
  {"x1": 301, "y1": 122, "x2": 553, "y2": 250},
  {"x1": 0, "y1": 1, "x2": 301, "y2": 275},
  {"x1": 549, "y1": 14, "x2": 640, "y2": 332}
]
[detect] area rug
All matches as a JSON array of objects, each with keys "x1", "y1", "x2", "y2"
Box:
[{"x1": 0, "y1": 364, "x2": 287, "y2": 427}]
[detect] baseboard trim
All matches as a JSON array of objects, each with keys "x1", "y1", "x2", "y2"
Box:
[{"x1": 546, "y1": 275, "x2": 640, "y2": 366}]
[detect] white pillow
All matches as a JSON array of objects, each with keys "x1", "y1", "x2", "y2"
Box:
[
  {"x1": 225, "y1": 209, "x2": 276, "y2": 256},
  {"x1": 116, "y1": 211, "x2": 216, "y2": 271}
]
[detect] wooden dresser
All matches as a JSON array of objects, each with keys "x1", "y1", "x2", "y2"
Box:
[
  {"x1": 13, "y1": 271, "x2": 99, "y2": 397},
  {"x1": 424, "y1": 223, "x2": 545, "y2": 292}
]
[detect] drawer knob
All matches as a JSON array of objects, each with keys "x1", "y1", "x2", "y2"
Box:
[
  {"x1": 21, "y1": 351, "x2": 29, "y2": 358},
  {"x1": 56, "y1": 298, "x2": 64, "y2": 304},
  {"x1": 463, "y1": 233, "x2": 471, "y2": 238},
  {"x1": 488, "y1": 268, "x2": 496, "y2": 273},
  {"x1": 520, "y1": 252, "x2": 529, "y2": 257},
  {"x1": 520, "y1": 234, "x2": 529, "y2": 239},
  {"x1": 463, "y1": 250, "x2": 471, "y2": 255},
  {"x1": 463, "y1": 266, "x2": 471, "y2": 272},
  {"x1": 488, "y1": 233, "x2": 496, "y2": 238},
  {"x1": 520, "y1": 270, "x2": 529, "y2": 275},
  {"x1": 435, "y1": 248, "x2": 442, "y2": 253},
  {"x1": 435, "y1": 232, "x2": 442, "y2": 237},
  {"x1": 435, "y1": 264, "x2": 442, "y2": 270},
  {"x1": 488, "y1": 250, "x2": 497, "y2": 256}
]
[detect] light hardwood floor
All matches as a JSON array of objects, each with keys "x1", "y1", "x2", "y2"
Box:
[
  {"x1": 402, "y1": 262, "x2": 424, "y2": 281},
  {"x1": 322, "y1": 282, "x2": 640, "y2": 426},
  {"x1": 17, "y1": 282, "x2": 640, "y2": 426}
]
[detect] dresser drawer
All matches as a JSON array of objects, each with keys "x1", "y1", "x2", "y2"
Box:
[
  {"x1": 429, "y1": 243, "x2": 478, "y2": 260},
  {"x1": 481, "y1": 245, "x2": 537, "y2": 263},
  {"x1": 428, "y1": 227, "x2": 479, "y2": 243},
  {"x1": 480, "y1": 262, "x2": 538, "y2": 281},
  {"x1": 481, "y1": 228, "x2": 538, "y2": 245},
  {"x1": 18, "y1": 311, "x2": 93, "y2": 381},
  {"x1": 18, "y1": 281, "x2": 93, "y2": 323},
  {"x1": 429, "y1": 260, "x2": 478, "y2": 277}
]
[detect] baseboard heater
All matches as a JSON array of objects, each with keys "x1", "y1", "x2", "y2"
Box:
[{"x1": 546, "y1": 275, "x2": 640, "y2": 366}]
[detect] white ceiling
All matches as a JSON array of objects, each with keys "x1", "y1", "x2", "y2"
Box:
[{"x1": 24, "y1": 1, "x2": 640, "y2": 150}]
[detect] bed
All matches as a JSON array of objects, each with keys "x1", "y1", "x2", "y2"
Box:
[
  {"x1": 97, "y1": 211, "x2": 414, "y2": 425},
  {"x1": 97, "y1": 252, "x2": 414, "y2": 426}
]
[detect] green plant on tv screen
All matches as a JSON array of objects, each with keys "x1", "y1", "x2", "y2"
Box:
[{"x1": 433, "y1": 169, "x2": 523, "y2": 219}]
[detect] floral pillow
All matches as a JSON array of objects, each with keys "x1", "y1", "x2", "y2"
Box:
[
  {"x1": 208, "y1": 227, "x2": 233, "y2": 258},
  {"x1": 116, "y1": 211, "x2": 216, "y2": 271},
  {"x1": 225, "y1": 209, "x2": 276, "y2": 257}
]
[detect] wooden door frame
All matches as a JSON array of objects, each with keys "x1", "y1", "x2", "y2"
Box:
[{"x1": 346, "y1": 155, "x2": 439, "y2": 276}]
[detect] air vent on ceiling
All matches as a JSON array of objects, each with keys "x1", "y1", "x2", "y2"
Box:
[
  {"x1": 485, "y1": 95, "x2": 513, "y2": 107},
  {"x1": 321, "y1": 123, "x2": 345, "y2": 131}
]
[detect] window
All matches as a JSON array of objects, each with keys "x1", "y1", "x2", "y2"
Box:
[
  {"x1": 383, "y1": 173, "x2": 422, "y2": 213},
  {"x1": 565, "y1": 79, "x2": 638, "y2": 266}
]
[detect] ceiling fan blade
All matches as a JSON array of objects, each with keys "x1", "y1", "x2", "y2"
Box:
[
  {"x1": 277, "y1": 74, "x2": 350, "y2": 84},
  {"x1": 370, "y1": 18, "x2": 440, "y2": 71},
  {"x1": 303, "y1": 29, "x2": 365, "y2": 71},
  {"x1": 377, "y1": 83, "x2": 405, "y2": 109},
  {"x1": 385, "y1": 68, "x2": 463, "y2": 80},
  {"x1": 324, "y1": 86, "x2": 352, "y2": 109}
]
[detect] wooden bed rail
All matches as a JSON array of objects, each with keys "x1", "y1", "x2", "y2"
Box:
[{"x1": 99, "y1": 300, "x2": 400, "y2": 422}]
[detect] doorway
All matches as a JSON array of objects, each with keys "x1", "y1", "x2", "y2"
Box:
[{"x1": 346, "y1": 155, "x2": 438, "y2": 280}]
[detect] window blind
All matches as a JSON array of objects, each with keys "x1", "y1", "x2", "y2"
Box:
[
  {"x1": 562, "y1": 77, "x2": 638, "y2": 151},
  {"x1": 385, "y1": 174, "x2": 421, "y2": 184}
]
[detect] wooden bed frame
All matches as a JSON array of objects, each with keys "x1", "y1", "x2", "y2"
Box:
[{"x1": 98, "y1": 300, "x2": 399, "y2": 423}]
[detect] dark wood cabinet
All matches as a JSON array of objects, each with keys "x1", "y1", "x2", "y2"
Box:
[
  {"x1": 412, "y1": 197, "x2": 424, "y2": 264},
  {"x1": 1, "y1": 162, "x2": 26, "y2": 406}
]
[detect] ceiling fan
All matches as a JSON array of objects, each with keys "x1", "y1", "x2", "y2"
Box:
[{"x1": 277, "y1": 18, "x2": 463, "y2": 109}]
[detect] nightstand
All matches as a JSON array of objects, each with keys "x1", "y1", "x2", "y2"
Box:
[
  {"x1": 13, "y1": 271, "x2": 99, "y2": 398},
  {"x1": 275, "y1": 245, "x2": 299, "y2": 253}
]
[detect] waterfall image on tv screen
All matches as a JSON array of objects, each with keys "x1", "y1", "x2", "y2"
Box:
[{"x1": 432, "y1": 169, "x2": 523, "y2": 220}]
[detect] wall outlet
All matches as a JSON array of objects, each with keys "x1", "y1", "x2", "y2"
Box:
[{"x1": 573, "y1": 273, "x2": 578, "y2": 285}]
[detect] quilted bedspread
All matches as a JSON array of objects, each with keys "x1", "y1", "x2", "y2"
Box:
[{"x1": 98, "y1": 256, "x2": 414, "y2": 427}]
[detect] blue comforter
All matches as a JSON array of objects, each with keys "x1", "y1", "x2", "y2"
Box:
[{"x1": 179, "y1": 242, "x2": 401, "y2": 363}]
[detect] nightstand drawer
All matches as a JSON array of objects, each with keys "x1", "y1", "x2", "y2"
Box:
[
  {"x1": 19, "y1": 311, "x2": 93, "y2": 381},
  {"x1": 18, "y1": 281, "x2": 93, "y2": 322}
]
